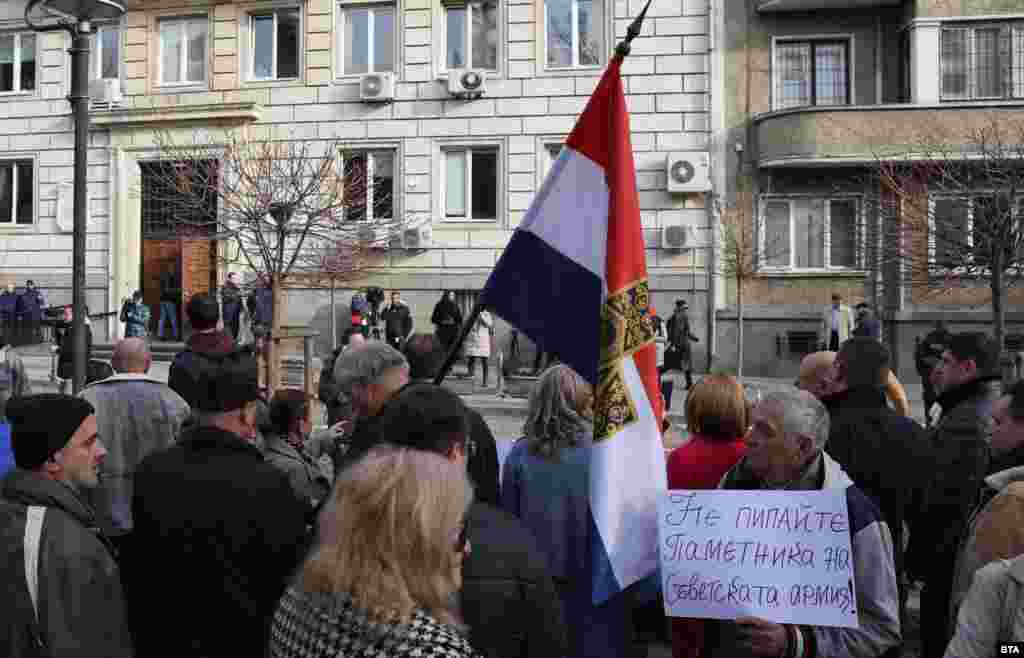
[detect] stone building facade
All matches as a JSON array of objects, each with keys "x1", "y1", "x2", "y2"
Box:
[
  {"x1": 712, "y1": 0, "x2": 1024, "y2": 380},
  {"x1": 0, "y1": 0, "x2": 713, "y2": 360}
]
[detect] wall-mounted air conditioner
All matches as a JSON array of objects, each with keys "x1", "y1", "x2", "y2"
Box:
[
  {"x1": 360, "y1": 72, "x2": 395, "y2": 103},
  {"x1": 89, "y1": 78, "x2": 123, "y2": 108},
  {"x1": 661, "y1": 225, "x2": 695, "y2": 250},
  {"x1": 666, "y1": 151, "x2": 710, "y2": 193},
  {"x1": 401, "y1": 225, "x2": 433, "y2": 249},
  {"x1": 447, "y1": 69, "x2": 487, "y2": 99}
]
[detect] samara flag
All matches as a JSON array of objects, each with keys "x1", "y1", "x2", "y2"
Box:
[{"x1": 479, "y1": 57, "x2": 666, "y2": 605}]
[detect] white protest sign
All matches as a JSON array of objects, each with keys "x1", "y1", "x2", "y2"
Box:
[{"x1": 657, "y1": 489, "x2": 858, "y2": 629}]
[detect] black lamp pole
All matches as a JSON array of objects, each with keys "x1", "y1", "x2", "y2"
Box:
[{"x1": 26, "y1": 0, "x2": 125, "y2": 394}]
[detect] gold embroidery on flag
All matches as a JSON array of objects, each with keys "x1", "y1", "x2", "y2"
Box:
[{"x1": 594, "y1": 279, "x2": 655, "y2": 442}]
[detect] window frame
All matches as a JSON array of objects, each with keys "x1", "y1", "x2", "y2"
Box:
[
  {"x1": 770, "y1": 34, "x2": 855, "y2": 111},
  {"x1": 438, "y1": 141, "x2": 503, "y2": 225},
  {"x1": 927, "y1": 193, "x2": 1024, "y2": 274},
  {"x1": 247, "y1": 7, "x2": 303, "y2": 82},
  {"x1": 536, "y1": 139, "x2": 564, "y2": 187},
  {"x1": 91, "y1": 23, "x2": 123, "y2": 82},
  {"x1": 339, "y1": 148, "x2": 400, "y2": 223},
  {"x1": 156, "y1": 15, "x2": 210, "y2": 88},
  {"x1": 940, "y1": 22, "x2": 1024, "y2": 101},
  {"x1": 541, "y1": 0, "x2": 606, "y2": 71},
  {"x1": 337, "y1": 0, "x2": 398, "y2": 79},
  {"x1": 757, "y1": 194, "x2": 864, "y2": 272},
  {"x1": 439, "y1": 0, "x2": 500, "y2": 74},
  {"x1": 0, "y1": 32, "x2": 38, "y2": 95},
  {"x1": 0, "y1": 158, "x2": 37, "y2": 227}
]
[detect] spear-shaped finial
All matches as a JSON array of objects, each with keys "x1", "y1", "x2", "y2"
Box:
[{"x1": 614, "y1": 0, "x2": 654, "y2": 61}]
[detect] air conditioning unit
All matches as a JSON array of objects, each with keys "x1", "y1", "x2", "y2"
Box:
[
  {"x1": 89, "y1": 78, "x2": 123, "y2": 108},
  {"x1": 401, "y1": 225, "x2": 433, "y2": 249},
  {"x1": 447, "y1": 69, "x2": 487, "y2": 99},
  {"x1": 661, "y1": 225, "x2": 694, "y2": 250},
  {"x1": 360, "y1": 72, "x2": 395, "y2": 103},
  {"x1": 666, "y1": 151, "x2": 710, "y2": 193}
]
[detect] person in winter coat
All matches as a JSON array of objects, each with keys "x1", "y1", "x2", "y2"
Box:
[
  {"x1": 665, "y1": 374, "x2": 748, "y2": 658},
  {"x1": 431, "y1": 290, "x2": 463, "y2": 352},
  {"x1": 818, "y1": 339, "x2": 930, "y2": 643},
  {"x1": 382, "y1": 290, "x2": 413, "y2": 349},
  {"x1": 221, "y1": 272, "x2": 243, "y2": 340},
  {"x1": 0, "y1": 283, "x2": 18, "y2": 340},
  {"x1": 950, "y1": 379, "x2": 1024, "y2": 624},
  {"x1": 57, "y1": 305, "x2": 93, "y2": 391},
  {"x1": 502, "y1": 365, "x2": 633, "y2": 658},
  {"x1": 80, "y1": 338, "x2": 190, "y2": 538},
  {"x1": 465, "y1": 310, "x2": 493, "y2": 387},
  {"x1": 168, "y1": 293, "x2": 236, "y2": 414},
  {"x1": 0, "y1": 338, "x2": 33, "y2": 420},
  {"x1": 248, "y1": 275, "x2": 274, "y2": 334},
  {"x1": 820, "y1": 292, "x2": 855, "y2": 352},
  {"x1": 120, "y1": 289, "x2": 151, "y2": 338},
  {"x1": 359, "y1": 383, "x2": 568, "y2": 658},
  {"x1": 263, "y1": 388, "x2": 336, "y2": 509},
  {"x1": 269, "y1": 446, "x2": 482, "y2": 658},
  {"x1": 711, "y1": 389, "x2": 901, "y2": 658},
  {"x1": 15, "y1": 280, "x2": 46, "y2": 343},
  {"x1": 665, "y1": 299, "x2": 699, "y2": 389},
  {"x1": 0, "y1": 394, "x2": 133, "y2": 657},
  {"x1": 853, "y1": 303, "x2": 882, "y2": 340},
  {"x1": 909, "y1": 332, "x2": 1002, "y2": 658},
  {"x1": 798, "y1": 351, "x2": 912, "y2": 417},
  {"x1": 317, "y1": 328, "x2": 367, "y2": 427},
  {"x1": 946, "y1": 554, "x2": 1024, "y2": 657},
  {"x1": 131, "y1": 348, "x2": 310, "y2": 657},
  {"x1": 158, "y1": 267, "x2": 181, "y2": 340},
  {"x1": 916, "y1": 320, "x2": 954, "y2": 428}
]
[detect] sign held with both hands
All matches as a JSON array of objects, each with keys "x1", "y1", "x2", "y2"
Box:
[{"x1": 657, "y1": 489, "x2": 859, "y2": 629}]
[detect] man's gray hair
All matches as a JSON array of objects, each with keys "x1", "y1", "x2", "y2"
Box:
[
  {"x1": 761, "y1": 388, "x2": 830, "y2": 451},
  {"x1": 332, "y1": 341, "x2": 408, "y2": 397}
]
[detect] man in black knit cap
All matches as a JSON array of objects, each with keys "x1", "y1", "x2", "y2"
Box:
[{"x1": 0, "y1": 394, "x2": 133, "y2": 655}]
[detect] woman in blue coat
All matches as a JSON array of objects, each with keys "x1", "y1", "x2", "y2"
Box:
[{"x1": 501, "y1": 364, "x2": 633, "y2": 658}]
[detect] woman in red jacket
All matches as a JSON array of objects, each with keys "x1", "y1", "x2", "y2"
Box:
[{"x1": 665, "y1": 374, "x2": 749, "y2": 658}]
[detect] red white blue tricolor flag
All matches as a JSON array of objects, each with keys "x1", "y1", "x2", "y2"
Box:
[{"x1": 479, "y1": 57, "x2": 667, "y2": 605}]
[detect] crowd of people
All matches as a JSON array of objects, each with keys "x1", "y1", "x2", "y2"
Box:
[{"x1": 0, "y1": 284, "x2": 1022, "y2": 657}]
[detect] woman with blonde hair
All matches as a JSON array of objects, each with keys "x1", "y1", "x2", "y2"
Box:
[
  {"x1": 269, "y1": 446, "x2": 480, "y2": 658},
  {"x1": 501, "y1": 364, "x2": 631, "y2": 658},
  {"x1": 665, "y1": 374, "x2": 749, "y2": 658}
]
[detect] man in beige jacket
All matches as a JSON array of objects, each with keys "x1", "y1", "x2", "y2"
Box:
[{"x1": 821, "y1": 293, "x2": 856, "y2": 351}]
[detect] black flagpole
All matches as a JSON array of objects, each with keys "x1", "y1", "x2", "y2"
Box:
[{"x1": 432, "y1": 0, "x2": 655, "y2": 387}]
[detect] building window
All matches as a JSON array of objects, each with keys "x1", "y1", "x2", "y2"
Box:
[
  {"x1": 342, "y1": 150, "x2": 395, "y2": 222},
  {"x1": 0, "y1": 33, "x2": 36, "y2": 93},
  {"x1": 140, "y1": 160, "x2": 218, "y2": 238},
  {"x1": 0, "y1": 160, "x2": 33, "y2": 225},
  {"x1": 445, "y1": 1, "x2": 498, "y2": 70},
  {"x1": 930, "y1": 194, "x2": 1024, "y2": 268},
  {"x1": 759, "y1": 197, "x2": 861, "y2": 270},
  {"x1": 338, "y1": 2, "x2": 395, "y2": 75},
  {"x1": 773, "y1": 39, "x2": 850, "y2": 110},
  {"x1": 250, "y1": 9, "x2": 300, "y2": 80},
  {"x1": 92, "y1": 25, "x2": 121, "y2": 80},
  {"x1": 159, "y1": 17, "x2": 208, "y2": 86},
  {"x1": 544, "y1": 0, "x2": 603, "y2": 69},
  {"x1": 941, "y1": 24, "x2": 1024, "y2": 100},
  {"x1": 443, "y1": 147, "x2": 498, "y2": 221}
]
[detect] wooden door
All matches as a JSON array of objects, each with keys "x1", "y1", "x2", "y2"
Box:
[
  {"x1": 142, "y1": 239, "x2": 181, "y2": 333},
  {"x1": 179, "y1": 238, "x2": 215, "y2": 314}
]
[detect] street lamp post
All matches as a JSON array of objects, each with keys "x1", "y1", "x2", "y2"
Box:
[{"x1": 25, "y1": 0, "x2": 125, "y2": 394}]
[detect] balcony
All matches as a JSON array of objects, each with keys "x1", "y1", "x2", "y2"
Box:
[
  {"x1": 756, "y1": 0, "x2": 900, "y2": 10},
  {"x1": 754, "y1": 101, "x2": 1024, "y2": 168}
]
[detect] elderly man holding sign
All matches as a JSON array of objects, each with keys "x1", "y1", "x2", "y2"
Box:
[{"x1": 659, "y1": 388, "x2": 900, "y2": 658}]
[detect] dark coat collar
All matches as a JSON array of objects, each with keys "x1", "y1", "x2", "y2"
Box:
[
  {"x1": 822, "y1": 386, "x2": 888, "y2": 412},
  {"x1": 937, "y1": 375, "x2": 1002, "y2": 415},
  {"x1": 179, "y1": 425, "x2": 264, "y2": 460}
]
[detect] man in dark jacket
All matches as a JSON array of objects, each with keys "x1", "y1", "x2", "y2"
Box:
[
  {"x1": 0, "y1": 394, "x2": 132, "y2": 656},
  {"x1": 370, "y1": 383, "x2": 567, "y2": 658},
  {"x1": 381, "y1": 290, "x2": 413, "y2": 350},
  {"x1": 915, "y1": 320, "x2": 953, "y2": 427},
  {"x1": 853, "y1": 303, "x2": 882, "y2": 340},
  {"x1": 131, "y1": 347, "x2": 309, "y2": 657},
  {"x1": 158, "y1": 268, "x2": 181, "y2": 340},
  {"x1": 819, "y1": 337, "x2": 929, "y2": 645},
  {"x1": 401, "y1": 332, "x2": 500, "y2": 505},
  {"x1": 909, "y1": 331, "x2": 1001, "y2": 658},
  {"x1": 248, "y1": 274, "x2": 273, "y2": 334},
  {"x1": 665, "y1": 299, "x2": 699, "y2": 389},
  {"x1": 221, "y1": 272, "x2": 243, "y2": 340},
  {"x1": 15, "y1": 280, "x2": 45, "y2": 343},
  {"x1": 168, "y1": 293, "x2": 236, "y2": 412}
]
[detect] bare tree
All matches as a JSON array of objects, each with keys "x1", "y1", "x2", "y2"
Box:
[
  {"x1": 869, "y1": 117, "x2": 1024, "y2": 350},
  {"x1": 144, "y1": 130, "x2": 407, "y2": 390},
  {"x1": 715, "y1": 181, "x2": 790, "y2": 378}
]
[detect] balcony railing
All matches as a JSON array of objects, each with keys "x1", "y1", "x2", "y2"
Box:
[{"x1": 757, "y1": 0, "x2": 900, "y2": 11}]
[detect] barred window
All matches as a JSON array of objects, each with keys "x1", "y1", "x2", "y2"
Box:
[
  {"x1": 773, "y1": 39, "x2": 850, "y2": 110},
  {"x1": 941, "y1": 23, "x2": 1024, "y2": 100},
  {"x1": 140, "y1": 160, "x2": 218, "y2": 238}
]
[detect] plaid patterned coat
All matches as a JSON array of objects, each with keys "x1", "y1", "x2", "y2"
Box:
[{"x1": 269, "y1": 586, "x2": 483, "y2": 658}]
